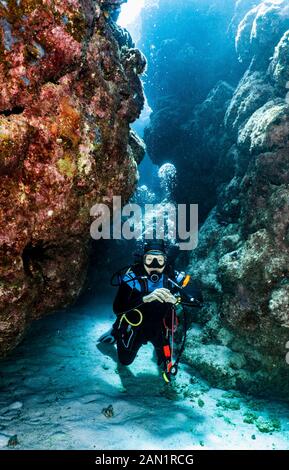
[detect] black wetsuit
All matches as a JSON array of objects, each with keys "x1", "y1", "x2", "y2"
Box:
[{"x1": 112, "y1": 265, "x2": 202, "y2": 368}]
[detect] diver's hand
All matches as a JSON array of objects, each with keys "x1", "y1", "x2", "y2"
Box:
[
  {"x1": 143, "y1": 288, "x2": 170, "y2": 303},
  {"x1": 143, "y1": 288, "x2": 177, "y2": 304},
  {"x1": 165, "y1": 292, "x2": 178, "y2": 304}
]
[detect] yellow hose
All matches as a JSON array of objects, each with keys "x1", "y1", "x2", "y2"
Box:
[{"x1": 120, "y1": 308, "x2": 143, "y2": 327}]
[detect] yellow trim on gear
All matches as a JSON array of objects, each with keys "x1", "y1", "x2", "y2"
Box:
[
  {"x1": 120, "y1": 308, "x2": 143, "y2": 327},
  {"x1": 182, "y1": 274, "x2": 191, "y2": 288},
  {"x1": 162, "y1": 371, "x2": 170, "y2": 383}
]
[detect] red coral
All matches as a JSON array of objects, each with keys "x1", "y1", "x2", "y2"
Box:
[{"x1": 0, "y1": 0, "x2": 145, "y2": 355}]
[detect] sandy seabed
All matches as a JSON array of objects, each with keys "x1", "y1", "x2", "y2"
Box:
[{"x1": 0, "y1": 295, "x2": 288, "y2": 450}]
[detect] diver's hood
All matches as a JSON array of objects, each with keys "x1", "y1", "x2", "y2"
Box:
[{"x1": 143, "y1": 239, "x2": 166, "y2": 255}]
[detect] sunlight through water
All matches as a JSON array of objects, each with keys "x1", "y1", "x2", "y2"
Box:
[{"x1": 118, "y1": 0, "x2": 146, "y2": 28}]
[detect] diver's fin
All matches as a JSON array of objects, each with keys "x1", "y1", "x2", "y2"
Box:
[{"x1": 97, "y1": 328, "x2": 116, "y2": 345}]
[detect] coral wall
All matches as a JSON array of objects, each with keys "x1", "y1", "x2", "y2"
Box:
[
  {"x1": 141, "y1": 0, "x2": 289, "y2": 399},
  {"x1": 184, "y1": 0, "x2": 289, "y2": 399},
  {"x1": 0, "y1": 0, "x2": 145, "y2": 355}
]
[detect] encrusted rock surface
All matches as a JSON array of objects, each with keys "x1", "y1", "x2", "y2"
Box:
[
  {"x1": 0, "y1": 0, "x2": 145, "y2": 355},
  {"x1": 269, "y1": 29, "x2": 289, "y2": 88},
  {"x1": 235, "y1": 0, "x2": 289, "y2": 67},
  {"x1": 183, "y1": 0, "x2": 289, "y2": 399},
  {"x1": 139, "y1": 0, "x2": 289, "y2": 399}
]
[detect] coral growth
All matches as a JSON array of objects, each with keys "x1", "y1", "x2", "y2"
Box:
[
  {"x1": 0, "y1": 0, "x2": 145, "y2": 355},
  {"x1": 183, "y1": 0, "x2": 289, "y2": 399},
  {"x1": 141, "y1": 0, "x2": 289, "y2": 399}
]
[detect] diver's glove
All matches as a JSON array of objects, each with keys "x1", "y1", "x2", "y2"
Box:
[
  {"x1": 143, "y1": 288, "x2": 177, "y2": 304},
  {"x1": 98, "y1": 328, "x2": 116, "y2": 344}
]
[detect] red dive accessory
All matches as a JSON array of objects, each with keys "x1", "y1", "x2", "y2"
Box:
[{"x1": 162, "y1": 306, "x2": 180, "y2": 383}]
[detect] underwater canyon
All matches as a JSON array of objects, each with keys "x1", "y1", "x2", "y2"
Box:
[
  {"x1": 0, "y1": 0, "x2": 289, "y2": 451},
  {"x1": 141, "y1": 0, "x2": 289, "y2": 400}
]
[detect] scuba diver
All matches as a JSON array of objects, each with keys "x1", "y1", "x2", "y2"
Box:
[{"x1": 98, "y1": 240, "x2": 203, "y2": 382}]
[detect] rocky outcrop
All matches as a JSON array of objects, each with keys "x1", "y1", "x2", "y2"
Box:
[
  {"x1": 0, "y1": 0, "x2": 145, "y2": 355},
  {"x1": 235, "y1": 0, "x2": 289, "y2": 67},
  {"x1": 269, "y1": 29, "x2": 289, "y2": 89},
  {"x1": 183, "y1": 0, "x2": 289, "y2": 399}
]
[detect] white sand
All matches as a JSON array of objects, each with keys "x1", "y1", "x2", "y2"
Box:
[{"x1": 0, "y1": 295, "x2": 288, "y2": 450}]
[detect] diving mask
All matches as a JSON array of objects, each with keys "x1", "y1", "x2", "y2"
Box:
[{"x1": 143, "y1": 252, "x2": 166, "y2": 269}]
